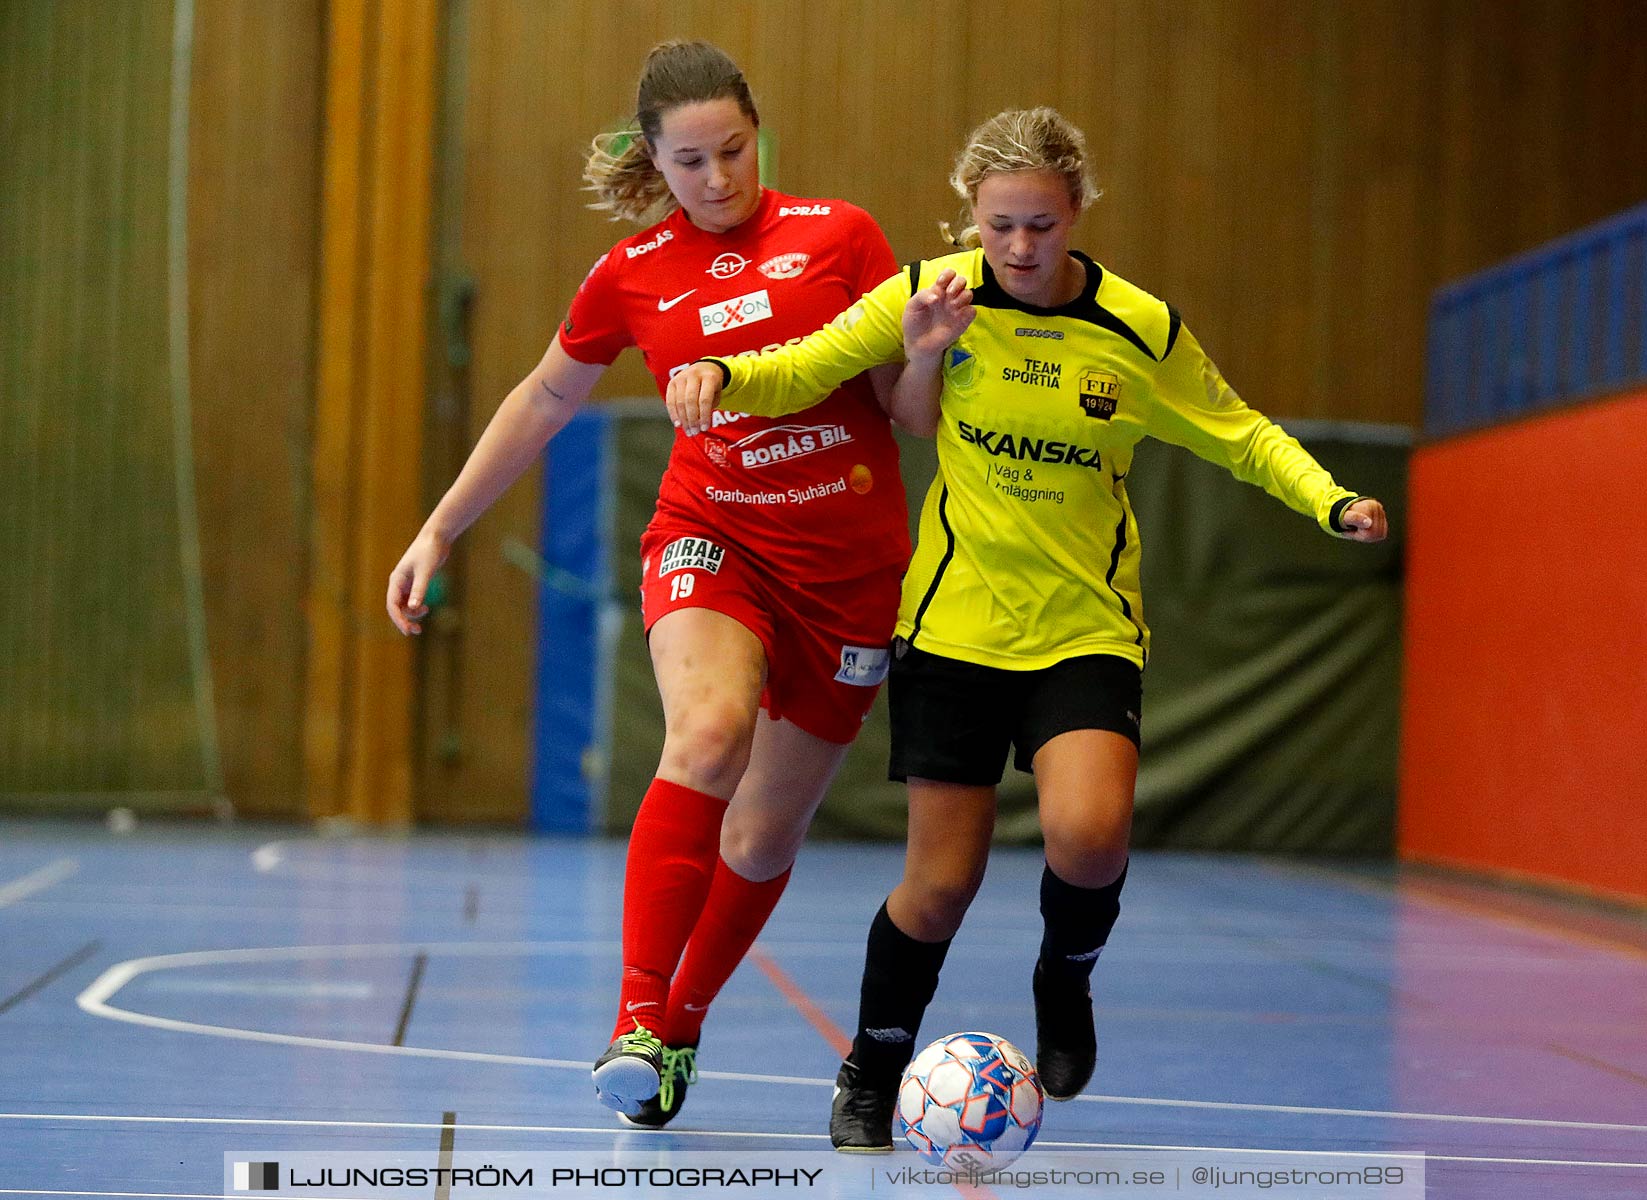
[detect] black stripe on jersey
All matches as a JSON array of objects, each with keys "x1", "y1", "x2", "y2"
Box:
[
  {"x1": 1104, "y1": 490, "x2": 1145, "y2": 651},
  {"x1": 909, "y1": 485, "x2": 956, "y2": 644},
  {"x1": 1165, "y1": 305, "x2": 1183, "y2": 357},
  {"x1": 906, "y1": 260, "x2": 921, "y2": 296},
  {"x1": 1090, "y1": 306, "x2": 1159, "y2": 362},
  {"x1": 974, "y1": 251, "x2": 1163, "y2": 362}
]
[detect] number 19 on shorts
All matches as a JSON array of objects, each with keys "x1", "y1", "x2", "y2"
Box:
[{"x1": 669, "y1": 574, "x2": 696, "y2": 601}]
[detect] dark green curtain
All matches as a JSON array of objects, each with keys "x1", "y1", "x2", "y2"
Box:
[{"x1": 0, "y1": 0, "x2": 214, "y2": 804}]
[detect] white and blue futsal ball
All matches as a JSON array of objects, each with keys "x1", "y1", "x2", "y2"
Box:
[{"x1": 897, "y1": 1031, "x2": 1044, "y2": 1169}]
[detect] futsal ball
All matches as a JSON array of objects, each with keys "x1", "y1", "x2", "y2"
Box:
[{"x1": 897, "y1": 1031, "x2": 1043, "y2": 1169}]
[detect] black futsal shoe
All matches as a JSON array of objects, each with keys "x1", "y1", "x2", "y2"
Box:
[
  {"x1": 1033, "y1": 960, "x2": 1097, "y2": 1100},
  {"x1": 829, "y1": 1058, "x2": 898, "y2": 1152},
  {"x1": 592, "y1": 1026, "x2": 664, "y2": 1117},
  {"x1": 618, "y1": 1044, "x2": 698, "y2": 1129}
]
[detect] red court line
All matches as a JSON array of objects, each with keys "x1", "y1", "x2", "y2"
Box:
[
  {"x1": 1400, "y1": 878, "x2": 1647, "y2": 967},
  {"x1": 1274, "y1": 860, "x2": 1647, "y2": 967},
  {"x1": 747, "y1": 946, "x2": 850, "y2": 1057},
  {"x1": 747, "y1": 946, "x2": 999, "y2": 1200}
]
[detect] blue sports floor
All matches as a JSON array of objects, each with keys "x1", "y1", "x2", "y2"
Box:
[{"x1": 0, "y1": 820, "x2": 1643, "y2": 1198}]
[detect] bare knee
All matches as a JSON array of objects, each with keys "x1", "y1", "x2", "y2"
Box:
[
  {"x1": 1041, "y1": 811, "x2": 1130, "y2": 887},
  {"x1": 890, "y1": 865, "x2": 986, "y2": 942},
  {"x1": 719, "y1": 805, "x2": 807, "y2": 881},
  {"x1": 658, "y1": 708, "x2": 757, "y2": 796}
]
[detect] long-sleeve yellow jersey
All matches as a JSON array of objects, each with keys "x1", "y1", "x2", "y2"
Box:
[{"x1": 708, "y1": 249, "x2": 1362, "y2": 670}]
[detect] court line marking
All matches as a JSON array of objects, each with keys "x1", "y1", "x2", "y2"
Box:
[
  {"x1": 391, "y1": 952, "x2": 427, "y2": 1046},
  {"x1": 1070, "y1": 1091, "x2": 1647, "y2": 1131},
  {"x1": 1546, "y1": 1043, "x2": 1647, "y2": 1089},
  {"x1": 745, "y1": 952, "x2": 1000, "y2": 1200},
  {"x1": 1270, "y1": 860, "x2": 1647, "y2": 967},
  {"x1": 1047, "y1": 1142, "x2": 1647, "y2": 1168},
  {"x1": 0, "y1": 860, "x2": 79, "y2": 908},
  {"x1": 73, "y1": 943, "x2": 1647, "y2": 1135},
  {"x1": 434, "y1": 1110, "x2": 456, "y2": 1200},
  {"x1": 0, "y1": 1193, "x2": 354, "y2": 1199},
  {"x1": 747, "y1": 946, "x2": 851, "y2": 1056},
  {"x1": 0, "y1": 942, "x2": 101, "y2": 1014},
  {"x1": 1402, "y1": 880, "x2": 1647, "y2": 967},
  {"x1": 1270, "y1": 862, "x2": 1647, "y2": 1089},
  {"x1": 0, "y1": 1124, "x2": 1639, "y2": 1174},
  {"x1": 0, "y1": 1114, "x2": 1642, "y2": 1169},
  {"x1": 143, "y1": 979, "x2": 374, "y2": 999}
]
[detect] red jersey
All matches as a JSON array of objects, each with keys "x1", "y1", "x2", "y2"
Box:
[{"x1": 558, "y1": 189, "x2": 909, "y2": 582}]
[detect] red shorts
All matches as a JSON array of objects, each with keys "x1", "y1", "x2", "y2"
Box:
[{"x1": 639, "y1": 528, "x2": 903, "y2": 745}]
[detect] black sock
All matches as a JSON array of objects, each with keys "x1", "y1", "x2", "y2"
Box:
[
  {"x1": 847, "y1": 900, "x2": 952, "y2": 1081},
  {"x1": 1038, "y1": 860, "x2": 1127, "y2": 984}
]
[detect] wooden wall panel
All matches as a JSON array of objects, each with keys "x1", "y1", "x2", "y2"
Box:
[
  {"x1": 1435, "y1": 0, "x2": 1647, "y2": 282},
  {"x1": 188, "y1": 0, "x2": 324, "y2": 818},
  {"x1": 420, "y1": 0, "x2": 560, "y2": 822},
  {"x1": 453, "y1": 2, "x2": 1643, "y2": 426},
  {"x1": 425, "y1": 0, "x2": 1646, "y2": 821},
  {"x1": 307, "y1": 0, "x2": 441, "y2": 826}
]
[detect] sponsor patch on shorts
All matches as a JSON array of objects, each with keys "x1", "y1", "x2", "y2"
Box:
[
  {"x1": 658, "y1": 536, "x2": 726, "y2": 576},
  {"x1": 834, "y1": 644, "x2": 890, "y2": 687}
]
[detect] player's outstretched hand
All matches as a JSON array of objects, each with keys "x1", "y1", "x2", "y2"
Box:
[
  {"x1": 903, "y1": 268, "x2": 975, "y2": 362},
  {"x1": 386, "y1": 530, "x2": 449, "y2": 635},
  {"x1": 665, "y1": 362, "x2": 724, "y2": 437},
  {"x1": 1341, "y1": 498, "x2": 1388, "y2": 543}
]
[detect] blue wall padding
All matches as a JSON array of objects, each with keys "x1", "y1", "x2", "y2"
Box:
[{"x1": 531, "y1": 408, "x2": 614, "y2": 833}]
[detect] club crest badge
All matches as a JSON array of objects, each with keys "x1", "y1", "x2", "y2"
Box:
[{"x1": 1079, "y1": 368, "x2": 1121, "y2": 419}]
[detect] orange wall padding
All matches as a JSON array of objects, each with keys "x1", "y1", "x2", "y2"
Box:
[{"x1": 1400, "y1": 390, "x2": 1647, "y2": 902}]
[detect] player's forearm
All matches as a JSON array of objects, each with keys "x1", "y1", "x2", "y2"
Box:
[
  {"x1": 721, "y1": 286, "x2": 906, "y2": 416},
  {"x1": 1191, "y1": 423, "x2": 1337, "y2": 528},
  {"x1": 882, "y1": 352, "x2": 943, "y2": 437},
  {"x1": 421, "y1": 377, "x2": 577, "y2": 545},
  {"x1": 1153, "y1": 339, "x2": 1355, "y2": 534},
  {"x1": 1221, "y1": 417, "x2": 1357, "y2": 532},
  {"x1": 722, "y1": 348, "x2": 861, "y2": 416}
]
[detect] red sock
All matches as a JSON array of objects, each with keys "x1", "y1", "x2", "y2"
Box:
[
  {"x1": 665, "y1": 858, "x2": 793, "y2": 1045},
  {"x1": 612, "y1": 778, "x2": 728, "y2": 1041}
]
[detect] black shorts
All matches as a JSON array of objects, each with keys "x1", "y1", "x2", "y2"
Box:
[{"x1": 887, "y1": 641, "x2": 1143, "y2": 785}]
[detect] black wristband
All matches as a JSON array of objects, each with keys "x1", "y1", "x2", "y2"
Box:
[{"x1": 1328, "y1": 495, "x2": 1366, "y2": 534}]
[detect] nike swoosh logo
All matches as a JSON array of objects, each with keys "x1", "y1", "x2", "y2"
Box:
[
  {"x1": 625, "y1": 1000, "x2": 660, "y2": 1012},
  {"x1": 657, "y1": 289, "x2": 697, "y2": 311},
  {"x1": 683, "y1": 1003, "x2": 709, "y2": 1012}
]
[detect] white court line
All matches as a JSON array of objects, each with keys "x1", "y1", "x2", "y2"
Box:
[
  {"x1": 1033, "y1": 1141, "x2": 1647, "y2": 1170},
  {"x1": 74, "y1": 943, "x2": 1647, "y2": 1135},
  {"x1": 0, "y1": 1119, "x2": 1641, "y2": 1172},
  {"x1": 0, "y1": 859, "x2": 79, "y2": 908},
  {"x1": 144, "y1": 979, "x2": 374, "y2": 999},
  {"x1": 1072, "y1": 1090, "x2": 1647, "y2": 1132},
  {"x1": 0, "y1": 1112, "x2": 829, "y2": 1138},
  {"x1": 0, "y1": 1193, "x2": 355, "y2": 1200}
]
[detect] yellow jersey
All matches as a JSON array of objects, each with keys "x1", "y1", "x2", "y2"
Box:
[{"x1": 708, "y1": 249, "x2": 1362, "y2": 670}]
